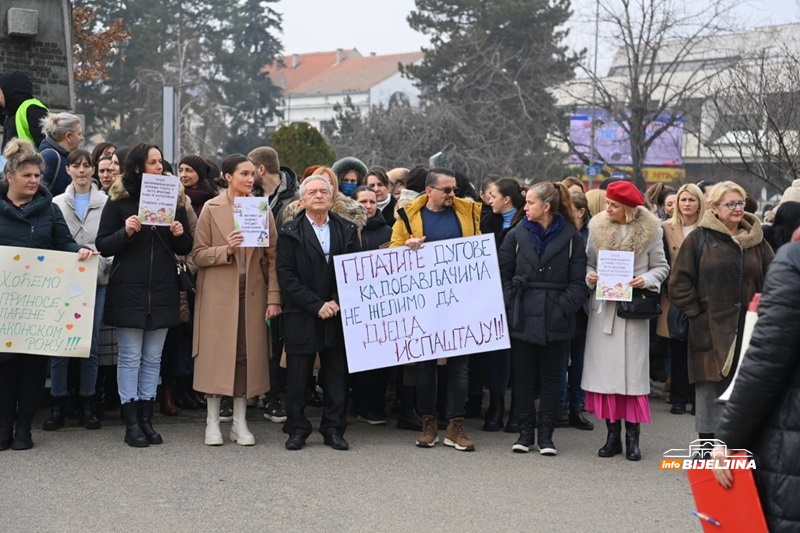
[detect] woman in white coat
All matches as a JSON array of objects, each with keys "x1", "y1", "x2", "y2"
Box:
[{"x1": 582, "y1": 181, "x2": 669, "y2": 461}]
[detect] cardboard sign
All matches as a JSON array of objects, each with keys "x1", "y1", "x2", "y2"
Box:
[
  {"x1": 334, "y1": 235, "x2": 510, "y2": 373},
  {"x1": 0, "y1": 246, "x2": 98, "y2": 358},
  {"x1": 596, "y1": 250, "x2": 634, "y2": 301},
  {"x1": 138, "y1": 173, "x2": 180, "y2": 226},
  {"x1": 233, "y1": 197, "x2": 271, "y2": 247}
]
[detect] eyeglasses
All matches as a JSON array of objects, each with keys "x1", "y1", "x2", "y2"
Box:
[
  {"x1": 718, "y1": 201, "x2": 746, "y2": 211},
  {"x1": 431, "y1": 186, "x2": 460, "y2": 196}
]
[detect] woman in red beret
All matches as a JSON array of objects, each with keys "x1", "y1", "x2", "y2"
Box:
[{"x1": 582, "y1": 180, "x2": 669, "y2": 461}]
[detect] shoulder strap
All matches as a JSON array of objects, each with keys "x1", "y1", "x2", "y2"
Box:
[
  {"x1": 152, "y1": 226, "x2": 179, "y2": 266},
  {"x1": 41, "y1": 148, "x2": 62, "y2": 190},
  {"x1": 398, "y1": 208, "x2": 413, "y2": 236}
]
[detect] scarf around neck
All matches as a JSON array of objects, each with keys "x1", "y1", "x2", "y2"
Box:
[{"x1": 522, "y1": 214, "x2": 564, "y2": 256}]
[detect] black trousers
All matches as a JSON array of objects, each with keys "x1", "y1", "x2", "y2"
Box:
[
  {"x1": 267, "y1": 316, "x2": 286, "y2": 398},
  {"x1": 669, "y1": 338, "x2": 694, "y2": 406},
  {"x1": 354, "y1": 367, "x2": 391, "y2": 418},
  {"x1": 0, "y1": 355, "x2": 48, "y2": 429},
  {"x1": 511, "y1": 339, "x2": 567, "y2": 424},
  {"x1": 285, "y1": 346, "x2": 348, "y2": 438},
  {"x1": 416, "y1": 356, "x2": 469, "y2": 419}
]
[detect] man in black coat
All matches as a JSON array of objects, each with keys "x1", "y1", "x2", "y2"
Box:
[
  {"x1": 277, "y1": 175, "x2": 360, "y2": 451},
  {"x1": 0, "y1": 71, "x2": 48, "y2": 150}
]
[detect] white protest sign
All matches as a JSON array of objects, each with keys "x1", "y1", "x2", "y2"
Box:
[
  {"x1": 138, "y1": 173, "x2": 180, "y2": 226},
  {"x1": 0, "y1": 246, "x2": 98, "y2": 358},
  {"x1": 233, "y1": 197, "x2": 271, "y2": 247},
  {"x1": 334, "y1": 234, "x2": 510, "y2": 373},
  {"x1": 596, "y1": 250, "x2": 634, "y2": 301}
]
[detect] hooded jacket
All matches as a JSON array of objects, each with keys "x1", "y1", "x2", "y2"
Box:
[
  {"x1": 95, "y1": 178, "x2": 193, "y2": 330},
  {"x1": 669, "y1": 211, "x2": 773, "y2": 383},
  {"x1": 0, "y1": 71, "x2": 47, "y2": 150},
  {"x1": 268, "y1": 166, "x2": 300, "y2": 220}
]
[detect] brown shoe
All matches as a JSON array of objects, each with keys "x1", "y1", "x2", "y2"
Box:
[
  {"x1": 415, "y1": 415, "x2": 439, "y2": 448},
  {"x1": 444, "y1": 417, "x2": 475, "y2": 451}
]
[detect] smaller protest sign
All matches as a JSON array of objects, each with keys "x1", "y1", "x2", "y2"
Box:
[
  {"x1": 138, "y1": 173, "x2": 180, "y2": 226},
  {"x1": 233, "y1": 197, "x2": 271, "y2": 247},
  {"x1": 596, "y1": 250, "x2": 634, "y2": 301}
]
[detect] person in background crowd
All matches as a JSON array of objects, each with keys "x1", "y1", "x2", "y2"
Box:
[
  {"x1": 390, "y1": 167, "x2": 482, "y2": 452},
  {"x1": 656, "y1": 184, "x2": 705, "y2": 416},
  {"x1": 39, "y1": 113, "x2": 84, "y2": 196},
  {"x1": 365, "y1": 166, "x2": 396, "y2": 223},
  {"x1": 763, "y1": 201, "x2": 800, "y2": 252},
  {"x1": 0, "y1": 70, "x2": 48, "y2": 150},
  {"x1": 95, "y1": 155, "x2": 116, "y2": 192},
  {"x1": 714, "y1": 238, "x2": 800, "y2": 533},
  {"x1": 583, "y1": 181, "x2": 669, "y2": 461},
  {"x1": 557, "y1": 191, "x2": 594, "y2": 431},
  {"x1": 350, "y1": 185, "x2": 393, "y2": 425},
  {"x1": 111, "y1": 147, "x2": 128, "y2": 180},
  {"x1": 302, "y1": 165, "x2": 322, "y2": 183},
  {"x1": 599, "y1": 176, "x2": 625, "y2": 191},
  {"x1": 388, "y1": 167, "x2": 409, "y2": 205},
  {"x1": 585, "y1": 189, "x2": 606, "y2": 217},
  {"x1": 91, "y1": 143, "x2": 116, "y2": 167},
  {"x1": 46, "y1": 149, "x2": 111, "y2": 432},
  {"x1": 332, "y1": 156, "x2": 368, "y2": 197},
  {"x1": 670, "y1": 181, "x2": 773, "y2": 440},
  {"x1": 455, "y1": 171, "x2": 479, "y2": 201},
  {"x1": 96, "y1": 143, "x2": 193, "y2": 448},
  {"x1": 278, "y1": 176, "x2": 360, "y2": 451},
  {"x1": 179, "y1": 155, "x2": 217, "y2": 217},
  {"x1": 247, "y1": 147, "x2": 299, "y2": 223},
  {"x1": 662, "y1": 189, "x2": 677, "y2": 220},
  {"x1": 0, "y1": 139, "x2": 93, "y2": 451},
  {"x1": 562, "y1": 176, "x2": 585, "y2": 194},
  {"x1": 499, "y1": 182, "x2": 588, "y2": 455},
  {"x1": 645, "y1": 183, "x2": 674, "y2": 221},
  {"x1": 695, "y1": 180, "x2": 716, "y2": 201},
  {"x1": 744, "y1": 193, "x2": 758, "y2": 214},
  {"x1": 481, "y1": 177, "x2": 524, "y2": 432},
  {"x1": 191, "y1": 154, "x2": 281, "y2": 446},
  {"x1": 280, "y1": 166, "x2": 367, "y2": 231}
]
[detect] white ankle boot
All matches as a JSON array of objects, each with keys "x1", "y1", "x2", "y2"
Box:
[
  {"x1": 230, "y1": 397, "x2": 255, "y2": 446},
  {"x1": 205, "y1": 396, "x2": 223, "y2": 446}
]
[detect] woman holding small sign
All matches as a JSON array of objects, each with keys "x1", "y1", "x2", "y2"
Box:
[
  {"x1": 191, "y1": 154, "x2": 282, "y2": 447},
  {"x1": 582, "y1": 180, "x2": 669, "y2": 461},
  {"x1": 0, "y1": 139, "x2": 95, "y2": 451},
  {"x1": 96, "y1": 143, "x2": 193, "y2": 448},
  {"x1": 498, "y1": 182, "x2": 588, "y2": 456}
]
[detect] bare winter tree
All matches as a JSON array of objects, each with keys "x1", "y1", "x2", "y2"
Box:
[
  {"x1": 702, "y1": 39, "x2": 800, "y2": 190},
  {"x1": 555, "y1": 0, "x2": 741, "y2": 190}
]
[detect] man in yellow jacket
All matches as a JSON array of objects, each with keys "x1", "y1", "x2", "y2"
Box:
[{"x1": 389, "y1": 167, "x2": 482, "y2": 451}]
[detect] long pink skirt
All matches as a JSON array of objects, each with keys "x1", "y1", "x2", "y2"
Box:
[{"x1": 584, "y1": 392, "x2": 651, "y2": 424}]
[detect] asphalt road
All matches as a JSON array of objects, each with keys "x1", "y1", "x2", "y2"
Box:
[{"x1": 1, "y1": 391, "x2": 701, "y2": 533}]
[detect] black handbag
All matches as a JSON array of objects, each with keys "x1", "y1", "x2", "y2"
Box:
[
  {"x1": 616, "y1": 289, "x2": 662, "y2": 320},
  {"x1": 667, "y1": 304, "x2": 688, "y2": 341},
  {"x1": 153, "y1": 227, "x2": 196, "y2": 294}
]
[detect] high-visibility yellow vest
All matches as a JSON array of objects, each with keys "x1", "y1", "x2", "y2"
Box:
[{"x1": 14, "y1": 98, "x2": 48, "y2": 145}]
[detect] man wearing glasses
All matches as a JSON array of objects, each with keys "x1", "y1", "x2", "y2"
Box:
[{"x1": 390, "y1": 167, "x2": 482, "y2": 451}]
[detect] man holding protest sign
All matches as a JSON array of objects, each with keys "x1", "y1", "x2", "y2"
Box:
[
  {"x1": 390, "y1": 167, "x2": 482, "y2": 451},
  {"x1": 277, "y1": 175, "x2": 360, "y2": 451}
]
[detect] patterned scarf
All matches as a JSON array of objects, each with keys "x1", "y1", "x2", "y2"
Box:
[{"x1": 522, "y1": 214, "x2": 564, "y2": 256}]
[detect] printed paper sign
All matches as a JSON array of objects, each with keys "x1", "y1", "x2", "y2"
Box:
[
  {"x1": 334, "y1": 235, "x2": 510, "y2": 373},
  {"x1": 233, "y1": 197, "x2": 271, "y2": 247},
  {"x1": 0, "y1": 246, "x2": 98, "y2": 358},
  {"x1": 138, "y1": 173, "x2": 180, "y2": 226},
  {"x1": 596, "y1": 250, "x2": 634, "y2": 301}
]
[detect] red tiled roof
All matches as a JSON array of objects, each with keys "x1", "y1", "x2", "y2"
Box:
[
  {"x1": 263, "y1": 49, "x2": 361, "y2": 92},
  {"x1": 285, "y1": 51, "x2": 424, "y2": 96}
]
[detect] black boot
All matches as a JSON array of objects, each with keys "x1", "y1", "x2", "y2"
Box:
[
  {"x1": 537, "y1": 416, "x2": 557, "y2": 456},
  {"x1": 81, "y1": 395, "x2": 101, "y2": 430},
  {"x1": 504, "y1": 410, "x2": 521, "y2": 433},
  {"x1": 175, "y1": 377, "x2": 199, "y2": 410},
  {"x1": 121, "y1": 401, "x2": 149, "y2": 447},
  {"x1": 465, "y1": 393, "x2": 483, "y2": 419},
  {"x1": 512, "y1": 417, "x2": 534, "y2": 453},
  {"x1": 0, "y1": 419, "x2": 12, "y2": 451},
  {"x1": 483, "y1": 393, "x2": 505, "y2": 432},
  {"x1": 556, "y1": 405, "x2": 570, "y2": 428},
  {"x1": 569, "y1": 407, "x2": 594, "y2": 430},
  {"x1": 138, "y1": 400, "x2": 163, "y2": 445},
  {"x1": 625, "y1": 421, "x2": 641, "y2": 461},
  {"x1": 42, "y1": 395, "x2": 67, "y2": 431},
  {"x1": 598, "y1": 419, "x2": 622, "y2": 457},
  {"x1": 396, "y1": 386, "x2": 422, "y2": 431},
  {"x1": 99, "y1": 366, "x2": 121, "y2": 412},
  {"x1": 11, "y1": 419, "x2": 33, "y2": 451}
]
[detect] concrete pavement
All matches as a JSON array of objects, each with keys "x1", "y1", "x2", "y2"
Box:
[{"x1": 0, "y1": 391, "x2": 701, "y2": 533}]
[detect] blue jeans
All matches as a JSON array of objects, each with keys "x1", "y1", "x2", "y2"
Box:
[
  {"x1": 50, "y1": 285, "x2": 106, "y2": 398},
  {"x1": 116, "y1": 327, "x2": 168, "y2": 403},
  {"x1": 485, "y1": 348, "x2": 510, "y2": 394}
]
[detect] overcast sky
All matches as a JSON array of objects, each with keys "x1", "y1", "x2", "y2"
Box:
[{"x1": 276, "y1": 0, "x2": 798, "y2": 74}]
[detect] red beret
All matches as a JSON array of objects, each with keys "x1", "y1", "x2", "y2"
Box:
[{"x1": 606, "y1": 180, "x2": 645, "y2": 208}]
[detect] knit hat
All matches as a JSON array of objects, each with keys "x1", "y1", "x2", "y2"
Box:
[
  {"x1": 606, "y1": 180, "x2": 645, "y2": 208},
  {"x1": 331, "y1": 156, "x2": 368, "y2": 184},
  {"x1": 780, "y1": 179, "x2": 800, "y2": 204},
  {"x1": 179, "y1": 155, "x2": 210, "y2": 183}
]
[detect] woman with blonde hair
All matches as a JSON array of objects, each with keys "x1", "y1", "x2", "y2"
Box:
[
  {"x1": 39, "y1": 112, "x2": 84, "y2": 195},
  {"x1": 656, "y1": 184, "x2": 705, "y2": 415},
  {"x1": 670, "y1": 181, "x2": 773, "y2": 440},
  {"x1": 584, "y1": 189, "x2": 606, "y2": 217}
]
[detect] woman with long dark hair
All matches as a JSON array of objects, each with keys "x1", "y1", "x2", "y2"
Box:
[{"x1": 179, "y1": 155, "x2": 217, "y2": 217}]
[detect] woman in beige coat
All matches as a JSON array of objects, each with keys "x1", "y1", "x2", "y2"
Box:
[{"x1": 191, "y1": 154, "x2": 282, "y2": 446}]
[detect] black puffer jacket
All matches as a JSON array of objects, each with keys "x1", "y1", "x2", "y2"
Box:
[
  {"x1": 0, "y1": 71, "x2": 47, "y2": 150},
  {"x1": 277, "y1": 210, "x2": 360, "y2": 354},
  {"x1": 498, "y1": 218, "x2": 588, "y2": 345},
  {"x1": 95, "y1": 179, "x2": 193, "y2": 330},
  {"x1": 361, "y1": 211, "x2": 392, "y2": 251},
  {"x1": 716, "y1": 242, "x2": 800, "y2": 532}
]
